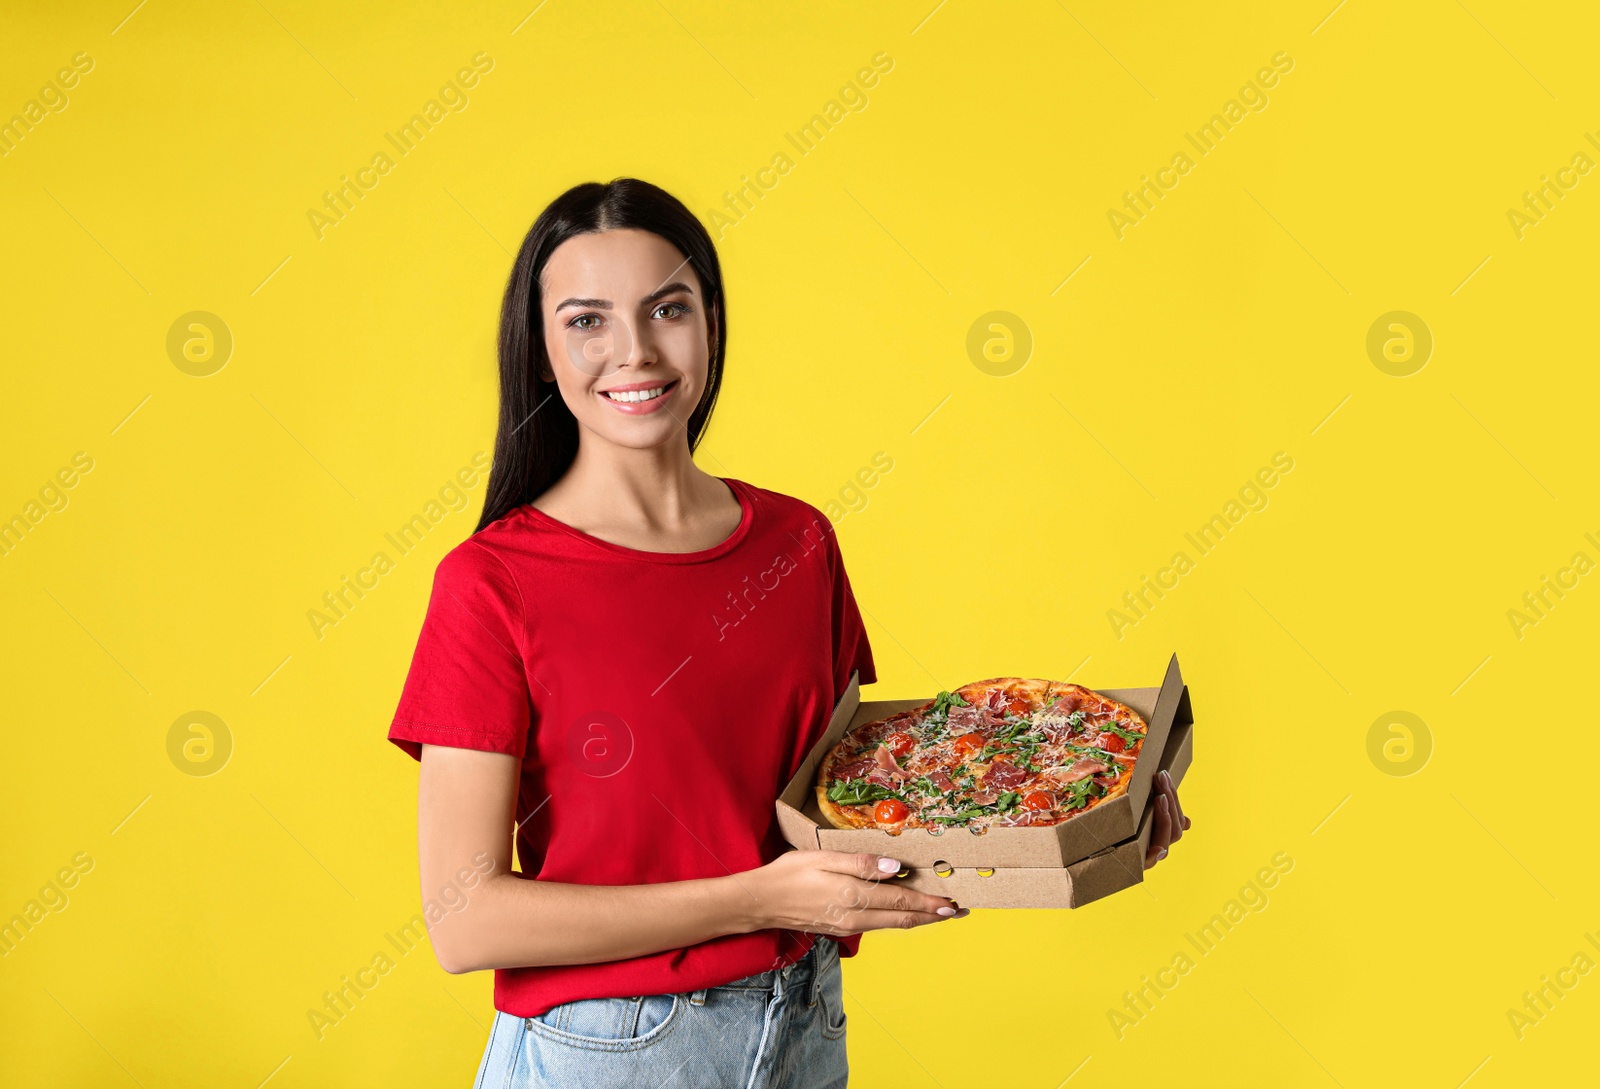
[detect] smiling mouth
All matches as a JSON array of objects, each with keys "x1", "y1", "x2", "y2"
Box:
[{"x1": 601, "y1": 381, "x2": 676, "y2": 404}]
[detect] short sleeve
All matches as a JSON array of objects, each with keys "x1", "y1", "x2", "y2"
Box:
[
  {"x1": 822, "y1": 519, "x2": 877, "y2": 700},
  {"x1": 387, "y1": 540, "x2": 532, "y2": 762}
]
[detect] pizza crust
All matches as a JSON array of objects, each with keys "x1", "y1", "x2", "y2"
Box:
[{"x1": 815, "y1": 742, "x2": 875, "y2": 830}]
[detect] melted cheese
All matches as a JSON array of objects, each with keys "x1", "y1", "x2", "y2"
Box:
[{"x1": 1032, "y1": 710, "x2": 1070, "y2": 732}]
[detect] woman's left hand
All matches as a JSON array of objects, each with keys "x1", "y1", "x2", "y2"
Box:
[{"x1": 1144, "y1": 769, "x2": 1190, "y2": 869}]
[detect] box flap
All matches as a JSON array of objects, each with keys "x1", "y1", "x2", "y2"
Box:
[
  {"x1": 1067, "y1": 786, "x2": 1159, "y2": 908},
  {"x1": 1120, "y1": 654, "x2": 1185, "y2": 818},
  {"x1": 778, "y1": 670, "x2": 863, "y2": 813},
  {"x1": 776, "y1": 670, "x2": 863, "y2": 847}
]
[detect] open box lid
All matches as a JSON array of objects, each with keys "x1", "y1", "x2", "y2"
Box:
[{"x1": 777, "y1": 655, "x2": 1190, "y2": 867}]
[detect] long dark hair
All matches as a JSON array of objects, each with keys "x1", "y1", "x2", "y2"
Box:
[{"x1": 474, "y1": 178, "x2": 727, "y2": 533}]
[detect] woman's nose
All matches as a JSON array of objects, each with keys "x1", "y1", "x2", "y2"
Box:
[
  {"x1": 564, "y1": 314, "x2": 655, "y2": 376},
  {"x1": 614, "y1": 317, "x2": 658, "y2": 371}
]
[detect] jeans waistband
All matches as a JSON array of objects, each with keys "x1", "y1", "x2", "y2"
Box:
[{"x1": 688, "y1": 937, "x2": 829, "y2": 1007}]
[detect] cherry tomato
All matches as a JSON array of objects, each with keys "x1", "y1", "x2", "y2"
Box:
[
  {"x1": 1099, "y1": 732, "x2": 1126, "y2": 753},
  {"x1": 874, "y1": 798, "x2": 911, "y2": 824},
  {"x1": 1005, "y1": 698, "x2": 1029, "y2": 717},
  {"x1": 1023, "y1": 791, "x2": 1055, "y2": 811},
  {"x1": 886, "y1": 732, "x2": 915, "y2": 758},
  {"x1": 953, "y1": 733, "x2": 985, "y2": 758}
]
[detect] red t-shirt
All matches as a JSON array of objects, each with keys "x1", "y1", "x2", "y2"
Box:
[{"x1": 387, "y1": 477, "x2": 876, "y2": 1017}]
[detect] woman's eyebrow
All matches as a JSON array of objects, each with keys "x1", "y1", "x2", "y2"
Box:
[
  {"x1": 553, "y1": 281, "x2": 696, "y2": 313},
  {"x1": 641, "y1": 281, "x2": 696, "y2": 305}
]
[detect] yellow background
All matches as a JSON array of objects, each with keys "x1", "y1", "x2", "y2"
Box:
[{"x1": 3, "y1": 1, "x2": 1596, "y2": 1086}]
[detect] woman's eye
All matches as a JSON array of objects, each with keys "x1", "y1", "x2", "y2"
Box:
[
  {"x1": 570, "y1": 314, "x2": 601, "y2": 330},
  {"x1": 654, "y1": 302, "x2": 690, "y2": 320}
]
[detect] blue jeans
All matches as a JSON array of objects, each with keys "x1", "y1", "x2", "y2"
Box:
[{"x1": 472, "y1": 937, "x2": 849, "y2": 1089}]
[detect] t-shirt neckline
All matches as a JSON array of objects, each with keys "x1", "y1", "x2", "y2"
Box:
[{"x1": 518, "y1": 477, "x2": 754, "y2": 564}]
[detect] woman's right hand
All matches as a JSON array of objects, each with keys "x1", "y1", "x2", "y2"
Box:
[{"x1": 738, "y1": 850, "x2": 970, "y2": 937}]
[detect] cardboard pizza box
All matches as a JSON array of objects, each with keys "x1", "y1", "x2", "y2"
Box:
[{"x1": 775, "y1": 654, "x2": 1194, "y2": 908}]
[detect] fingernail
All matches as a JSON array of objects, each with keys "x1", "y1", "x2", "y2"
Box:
[
  {"x1": 878, "y1": 858, "x2": 900, "y2": 873},
  {"x1": 954, "y1": 908, "x2": 971, "y2": 918},
  {"x1": 1157, "y1": 847, "x2": 1168, "y2": 861},
  {"x1": 937, "y1": 906, "x2": 957, "y2": 916}
]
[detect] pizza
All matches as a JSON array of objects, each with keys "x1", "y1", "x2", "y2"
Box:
[{"x1": 815, "y1": 678, "x2": 1147, "y2": 832}]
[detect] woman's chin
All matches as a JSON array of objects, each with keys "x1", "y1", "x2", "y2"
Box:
[{"x1": 583, "y1": 418, "x2": 686, "y2": 452}]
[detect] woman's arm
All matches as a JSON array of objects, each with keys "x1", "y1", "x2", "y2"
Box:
[{"x1": 417, "y1": 744, "x2": 965, "y2": 974}]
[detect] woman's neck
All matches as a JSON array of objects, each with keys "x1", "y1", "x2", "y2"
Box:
[{"x1": 532, "y1": 432, "x2": 739, "y2": 552}]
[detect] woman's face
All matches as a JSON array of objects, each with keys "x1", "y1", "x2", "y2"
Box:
[{"x1": 537, "y1": 228, "x2": 716, "y2": 452}]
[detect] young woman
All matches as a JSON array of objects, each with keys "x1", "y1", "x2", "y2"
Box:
[{"x1": 387, "y1": 178, "x2": 1189, "y2": 1089}]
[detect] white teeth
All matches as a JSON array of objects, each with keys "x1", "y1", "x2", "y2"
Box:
[{"x1": 605, "y1": 386, "x2": 668, "y2": 403}]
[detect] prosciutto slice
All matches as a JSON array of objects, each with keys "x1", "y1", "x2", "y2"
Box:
[
  {"x1": 873, "y1": 743, "x2": 909, "y2": 781},
  {"x1": 1045, "y1": 755, "x2": 1109, "y2": 784},
  {"x1": 983, "y1": 760, "x2": 1027, "y2": 790},
  {"x1": 833, "y1": 757, "x2": 875, "y2": 781},
  {"x1": 947, "y1": 706, "x2": 982, "y2": 730},
  {"x1": 1038, "y1": 718, "x2": 1076, "y2": 744}
]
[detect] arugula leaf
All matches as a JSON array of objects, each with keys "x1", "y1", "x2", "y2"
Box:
[
  {"x1": 827, "y1": 778, "x2": 897, "y2": 805},
  {"x1": 921, "y1": 690, "x2": 969, "y2": 741},
  {"x1": 928, "y1": 788, "x2": 1027, "y2": 824},
  {"x1": 1062, "y1": 741, "x2": 1120, "y2": 763},
  {"x1": 985, "y1": 724, "x2": 1045, "y2": 762},
  {"x1": 1103, "y1": 720, "x2": 1146, "y2": 746},
  {"x1": 996, "y1": 719, "x2": 1031, "y2": 742},
  {"x1": 1061, "y1": 780, "x2": 1095, "y2": 809},
  {"x1": 1058, "y1": 776, "x2": 1111, "y2": 810}
]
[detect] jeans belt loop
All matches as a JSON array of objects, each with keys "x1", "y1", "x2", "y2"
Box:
[{"x1": 689, "y1": 988, "x2": 709, "y2": 1007}]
